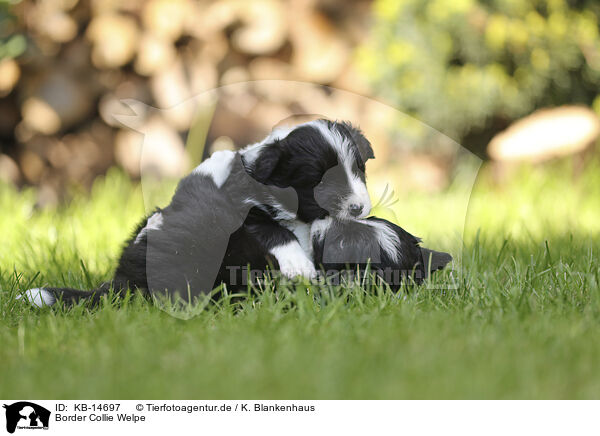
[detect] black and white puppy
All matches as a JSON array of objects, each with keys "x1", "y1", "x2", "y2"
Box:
[
  {"x1": 311, "y1": 217, "x2": 452, "y2": 288},
  {"x1": 21, "y1": 119, "x2": 375, "y2": 306}
]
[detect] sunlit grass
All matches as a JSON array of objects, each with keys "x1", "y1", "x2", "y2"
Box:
[{"x1": 0, "y1": 161, "x2": 599, "y2": 398}]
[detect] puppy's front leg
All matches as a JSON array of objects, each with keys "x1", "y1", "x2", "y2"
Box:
[
  {"x1": 269, "y1": 240, "x2": 316, "y2": 279},
  {"x1": 244, "y1": 218, "x2": 316, "y2": 279}
]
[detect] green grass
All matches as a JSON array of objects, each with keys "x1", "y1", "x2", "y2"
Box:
[{"x1": 1, "y1": 162, "x2": 600, "y2": 399}]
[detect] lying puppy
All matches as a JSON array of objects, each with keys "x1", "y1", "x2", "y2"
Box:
[
  {"x1": 21, "y1": 119, "x2": 375, "y2": 306},
  {"x1": 212, "y1": 215, "x2": 452, "y2": 294},
  {"x1": 311, "y1": 217, "x2": 452, "y2": 288}
]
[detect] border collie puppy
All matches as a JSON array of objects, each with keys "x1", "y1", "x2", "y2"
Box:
[
  {"x1": 20, "y1": 119, "x2": 375, "y2": 307},
  {"x1": 311, "y1": 217, "x2": 452, "y2": 288}
]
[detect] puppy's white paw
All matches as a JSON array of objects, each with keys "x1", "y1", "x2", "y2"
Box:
[
  {"x1": 16, "y1": 288, "x2": 56, "y2": 307},
  {"x1": 270, "y1": 242, "x2": 316, "y2": 279},
  {"x1": 279, "y1": 255, "x2": 317, "y2": 279}
]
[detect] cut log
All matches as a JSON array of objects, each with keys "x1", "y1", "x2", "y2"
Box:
[
  {"x1": 289, "y1": 9, "x2": 350, "y2": 83},
  {"x1": 247, "y1": 101, "x2": 293, "y2": 132},
  {"x1": 20, "y1": 149, "x2": 46, "y2": 184},
  {"x1": 142, "y1": 0, "x2": 191, "y2": 42},
  {"x1": 20, "y1": 70, "x2": 94, "y2": 134},
  {"x1": 21, "y1": 98, "x2": 61, "y2": 135},
  {"x1": 209, "y1": 136, "x2": 236, "y2": 154},
  {"x1": 0, "y1": 59, "x2": 20, "y2": 97},
  {"x1": 114, "y1": 116, "x2": 188, "y2": 178},
  {"x1": 98, "y1": 76, "x2": 151, "y2": 127},
  {"x1": 135, "y1": 33, "x2": 176, "y2": 76},
  {"x1": 185, "y1": 1, "x2": 236, "y2": 40},
  {"x1": 37, "y1": 10, "x2": 78, "y2": 43},
  {"x1": 230, "y1": 0, "x2": 287, "y2": 55},
  {"x1": 187, "y1": 56, "x2": 218, "y2": 95},
  {"x1": 488, "y1": 106, "x2": 600, "y2": 162},
  {"x1": 87, "y1": 14, "x2": 139, "y2": 68},
  {"x1": 150, "y1": 57, "x2": 193, "y2": 130},
  {"x1": 248, "y1": 57, "x2": 291, "y2": 80},
  {"x1": 0, "y1": 154, "x2": 21, "y2": 184},
  {"x1": 220, "y1": 66, "x2": 250, "y2": 86}
]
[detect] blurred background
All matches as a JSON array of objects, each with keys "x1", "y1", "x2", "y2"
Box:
[
  {"x1": 3, "y1": 0, "x2": 600, "y2": 401},
  {"x1": 0, "y1": 0, "x2": 599, "y2": 228}
]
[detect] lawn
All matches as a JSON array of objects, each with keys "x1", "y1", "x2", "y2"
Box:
[{"x1": 1, "y1": 161, "x2": 599, "y2": 399}]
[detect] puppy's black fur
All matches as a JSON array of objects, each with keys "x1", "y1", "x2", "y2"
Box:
[
  {"x1": 41, "y1": 215, "x2": 452, "y2": 304},
  {"x1": 243, "y1": 120, "x2": 374, "y2": 222},
  {"x1": 20, "y1": 119, "x2": 450, "y2": 307},
  {"x1": 311, "y1": 217, "x2": 452, "y2": 288},
  {"x1": 23, "y1": 120, "x2": 376, "y2": 305}
]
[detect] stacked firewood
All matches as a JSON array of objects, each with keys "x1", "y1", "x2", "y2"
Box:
[{"x1": 0, "y1": 0, "x2": 374, "y2": 203}]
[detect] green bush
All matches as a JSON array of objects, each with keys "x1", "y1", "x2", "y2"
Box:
[
  {"x1": 0, "y1": 0, "x2": 26, "y2": 60},
  {"x1": 357, "y1": 0, "x2": 600, "y2": 154}
]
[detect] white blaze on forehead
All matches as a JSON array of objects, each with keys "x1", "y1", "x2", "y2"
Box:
[
  {"x1": 241, "y1": 120, "x2": 372, "y2": 218},
  {"x1": 345, "y1": 174, "x2": 371, "y2": 218},
  {"x1": 312, "y1": 120, "x2": 371, "y2": 218},
  {"x1": 192, "y1": 149, "x2": 235, "y2": 187}
]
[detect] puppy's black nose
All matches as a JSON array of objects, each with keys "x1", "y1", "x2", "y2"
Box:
[{"x1": 349, "y1": 204, "x2": 363, "y2": 217}]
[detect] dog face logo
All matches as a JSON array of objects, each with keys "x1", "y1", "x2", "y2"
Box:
[{"x1": 3, "y1": 402, "x2": 50, "y2": 434}]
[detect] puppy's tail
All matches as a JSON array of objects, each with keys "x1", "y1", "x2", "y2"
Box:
[
  {"x1": 17, "y1": 283, "x2": 113, "y2": 308},
  {"x1": 420, "y1": 247, "x2": 453, "y2": 276}
]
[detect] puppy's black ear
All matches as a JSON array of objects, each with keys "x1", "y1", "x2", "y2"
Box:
[
  {"x1": 241, "y1": 142, "x2": 283, "y2": 184},
  {"x1": 340, "y1": 121, "x2": 375, "y2": 162},
  {"x1": 357, "y1": 138, "x2": 375, "y2": 162}
]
